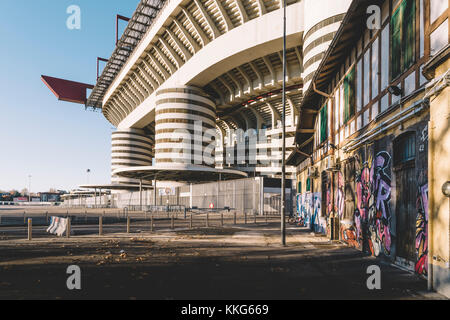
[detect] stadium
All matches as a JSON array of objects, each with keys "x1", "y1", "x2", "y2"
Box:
[{"x1": 43, "y1": 0, "x2": 352, "y2": 212}]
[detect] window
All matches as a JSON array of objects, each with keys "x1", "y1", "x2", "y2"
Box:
[
  {"x1": 381, "y1": 24, "x2": 390, "y2": 91},
  {"x1": 339, "y1": 84, "x2": 344, "y2": 126},
  {"x1": 430, "y1": 20, "x2": 449, "y2": 56},
  {"x1": 344, "y1": 66, "x2": 356, "y2": 123},
  {"x1": 364, "y1": 49, "x2": 371, "y2": 106},
  {"x1": 394, "y1": 132, "x2": 416, "y2": 165},
  {"x1": 391, "y1": 0, "x2": 416, "y2": 80},
  {"x1": 356, "y1": 59, "x2": 362, "y2": 112},
  {"x1": 306, "y1": 178, "x2": 311, "y2": 192},
  {"x1": 320, "y1": 104, "x2": 328, "y2": 143},
  {"x1": 371, "y1": 37, "x2": 379, "y2": 99},
  {"x1": 298, "y1": 181, "x2": 302, "y2": 194},
  {"x1": 430, "y1": 0, "x2": 448, "y2": 23}
]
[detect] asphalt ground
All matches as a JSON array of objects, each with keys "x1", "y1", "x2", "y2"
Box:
[{"x1": 0, "y1": 220, "x2": 446, "y2": 300}]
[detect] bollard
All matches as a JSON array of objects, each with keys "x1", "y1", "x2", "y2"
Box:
[
  {"x1": 234, "y1": 211, "x2": 237, "y2": 225},
  {"x1": 190, "y1": 213, "x2": 193, "y2": 229},
  {"x1": 23, "y1": 211, "x2": 26, "y2": 224},
  {"x1": 171, "y1": 213, "x2": 174, "y2": 230},
  {"x1": 127, "y1": 216, "x2": 131, "y2": 234},
  {"x1": 221, "y1": 213, "x2": 224, "y2": 227},
  {"x1": 244, "y1": 212, "x2": 247, "y2": 224},
  {"x1": 265, "y1": 214, "x2": 268, "y2": 224},
  {"x1": 254, "y1": 213, "x2": 257, "y2": 224},
  {"x1": 28, "y1": 218, "x2": 32, "y2": 241},
  {"x1": 46, "y1": 211, "x2": 49, "y2": 223},
  {"x1": 66, "y1": 217, "x2": 71, "y2": 239},
  {"x1": 206, "y1": 213, "x2": 209, "y2": 228},
  {"x1": 99, "y1": 216, "x2": 103, "y2": 236},
  {"x1": 150, "y1": 215, "x2": 154, "y2": 232}
]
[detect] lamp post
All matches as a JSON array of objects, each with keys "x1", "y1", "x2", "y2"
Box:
[
  {"x1": 280, "y1": 0, "x2": 287, "y2": 246},
  {"x1": 86, "y1": 169, "x2": 91, "y2": 185}
]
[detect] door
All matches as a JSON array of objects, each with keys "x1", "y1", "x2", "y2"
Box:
[
  {"x1": 395, "y1": 163, "x2": 417, "y2": 260},
  {"x1": 394, "y1": 132, "x2": 417, "y2": 261}
]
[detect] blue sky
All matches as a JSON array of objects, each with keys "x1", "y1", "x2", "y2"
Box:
[{"x1": 0, "y1": 0, "x2": 139, "y2": 192}]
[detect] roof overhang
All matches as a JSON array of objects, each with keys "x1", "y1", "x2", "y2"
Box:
[
  {"x1": 291, "y1": 0, "x2": 383, "y2": 166},
  {"x1": 113, "y1": 164, "x2": 248, "y2": 183},
  {"x1": 41, "y1": 75, "x2": 94, "y2": 104},
  {"x1": 79, "y1": 183, "x2": 154, "y2": 190}
]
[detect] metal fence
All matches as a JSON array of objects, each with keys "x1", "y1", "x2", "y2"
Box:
[
  {"x1": 60, "y1": 177, "x2": 295, "y2": 215},
  {"x1": 0, "y1": 211, "x2": 283, "y2": 241}
]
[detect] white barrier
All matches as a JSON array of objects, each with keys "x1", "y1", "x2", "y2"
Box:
[{"x1": 46, "y1": 217, "x2": 70, "y2": 237}]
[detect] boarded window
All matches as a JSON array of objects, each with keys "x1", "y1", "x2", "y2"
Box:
[
  {"x1": 391, "y1": 0, "x2": 416, "y2": 80},
  {"x1": 394, "y1": 132, "x2": 416, "y2": 165},
  {"x1": 403, "y1": 0, "x2": 416, "y2": 70},
  {"x1": 320, "y1": 104, "x2": 328, "y2": 143},
  {"x1": 344, "y1": 66, "x2": 356, "y2": 123}
]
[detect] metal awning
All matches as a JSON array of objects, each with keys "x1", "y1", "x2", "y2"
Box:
[
  {"x1": 113, "y1": 164, "x2": 248, "y2": 183},
  {"x1": 79, "y1": 183, "x2": 154, "y2": 190},
  {"x1": 86, "y1": 0, "x2": 166, "y2": 109}
]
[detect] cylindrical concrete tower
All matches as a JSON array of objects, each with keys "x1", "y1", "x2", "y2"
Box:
[
  {"x1": 111, "y1": 128, "x2": 153, "y2": 184},
  {"x1": 155, "y1": 87, "x2": 217, "y2": 167},
  {"x1": 302, "y1": 0, "x2": 352, "y2": 91}
]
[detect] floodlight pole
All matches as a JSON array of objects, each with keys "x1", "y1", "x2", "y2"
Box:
[{"x1": 281, "y1": 0, "x2": 287, "y2": 246}]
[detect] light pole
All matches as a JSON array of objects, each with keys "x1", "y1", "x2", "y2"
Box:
[
  {"x1": 280, "y1": 0, "x2": 287, "y2": 246},
  {"x1": 28, "y1": 175, "x2": 32, "y2": 202},
  {"x1": 86, "y1": 169, "x2": 91, "y2": 185}
]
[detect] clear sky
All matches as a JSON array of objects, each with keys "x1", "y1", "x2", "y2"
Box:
[{"x1": 0, "y1": 0, "x2": 139, "y2": 193}]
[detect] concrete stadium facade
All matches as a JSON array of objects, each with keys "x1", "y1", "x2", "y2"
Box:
[{"x1": 92, "y1": 0, "x2": 352, "y2": 184}]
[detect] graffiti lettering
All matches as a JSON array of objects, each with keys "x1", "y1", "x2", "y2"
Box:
[{"x1": 415, "y1": 183, "x2": 428, "y2": 276}]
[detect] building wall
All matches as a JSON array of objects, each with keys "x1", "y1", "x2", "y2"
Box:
[
  {"x1": 295, "y1": 0, "x2": 449, "y2": 278},
  {"x1": 428, "y1": 58, "x2": 450, "y2": 297}
]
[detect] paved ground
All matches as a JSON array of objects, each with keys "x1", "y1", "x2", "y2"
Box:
[{"x1": 0, "y1": 222, "x2": 446, "y2": 300}]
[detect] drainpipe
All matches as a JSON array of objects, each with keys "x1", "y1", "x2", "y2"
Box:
[{"x1": 428, "y1": 118, "x2": 434, "y2": 291}]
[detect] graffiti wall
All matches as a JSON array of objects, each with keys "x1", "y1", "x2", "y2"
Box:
[
  {"x1": 337, "y1": 120, "x2": 429, "y2": 276},
  {"x1": 339, "y1": 148, "x2": 392, "y2": 257},
  {"x1": 415, "y1": 183, "x2": 428, "y2": 275},
  {"x1": 296, "y1": 192, "x2": 326, "y2": 234}
]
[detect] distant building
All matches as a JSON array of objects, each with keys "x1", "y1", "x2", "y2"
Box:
[{"x1": 39, "y1": 192, "x2": 63, "y2": 202}]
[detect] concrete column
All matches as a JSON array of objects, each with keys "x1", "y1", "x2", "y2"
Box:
[{"x1": 154, "y1": 87, "x2": 216, "y2": 167}]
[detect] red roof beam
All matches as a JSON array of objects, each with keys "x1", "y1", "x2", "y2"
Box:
[{"x1": 41, "y1": 75, "x2": 94, "y2": 105}]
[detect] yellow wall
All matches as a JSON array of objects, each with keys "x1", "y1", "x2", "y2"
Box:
[{"x1": 429, "y1": 60, "x2": 450, "y2": 269}]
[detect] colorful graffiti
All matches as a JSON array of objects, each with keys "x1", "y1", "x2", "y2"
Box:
[
  {"x1": 415, "y1": 183, "x2": 428, "y2": 276},
  {"x1": 297, "y1": 192, "x2": 326, "y2": 233},
  {"x1": 335, "y1": 172, "x2": 345, "y2": 218},
  {"x1": 312, "y1": 193, "x2": 327, "y2": 234},
  {"x1": 347, "y1": 151, "x2": 393, "y2": 257},
  {"x1": 297, "y1": 193, "x2": 312, "y2": 227}
]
